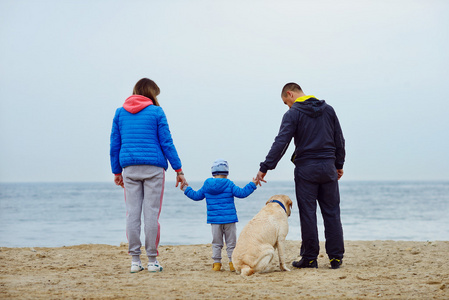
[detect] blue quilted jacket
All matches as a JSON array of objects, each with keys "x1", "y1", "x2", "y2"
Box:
[
  {"x1": 184, "y1": 178, "x2": 257, "y2": 224},
  {"x1": 110, "y1": 95, "x2": 182, "y2": 174}
]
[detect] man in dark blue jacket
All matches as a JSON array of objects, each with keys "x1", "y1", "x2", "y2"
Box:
[{"x1": 256, "y1": 82, "x2": 345, "y2": 269}]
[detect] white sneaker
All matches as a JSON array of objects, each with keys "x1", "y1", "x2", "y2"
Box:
[
  {"x1": 147, "y1": 261, "x2": 163, "y2": 272},
  {"x1": 130, "y1": 262, "x2": 144, "y2": 273}
]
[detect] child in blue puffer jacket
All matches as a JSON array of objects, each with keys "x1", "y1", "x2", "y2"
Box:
[{"x1": 183, "y1": 159, "x2": 257, "y2": 272}]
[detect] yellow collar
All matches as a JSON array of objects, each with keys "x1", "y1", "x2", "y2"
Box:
[{"x1": 295, "y1": 95, "x2": 316, "y2": 102}]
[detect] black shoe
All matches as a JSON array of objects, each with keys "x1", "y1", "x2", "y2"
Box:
[
  {"x1": 292, "y1": 258, "x2": 318, "y2": 269},
  {"x1": 330, "y1": 258, "x2": 342, "y2": 269}
]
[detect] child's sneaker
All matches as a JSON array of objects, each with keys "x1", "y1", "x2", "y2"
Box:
[
  {"x1": 229, "y1": 262, "x2": 235, "y2": 272},
  {"x1": 130, "y1": 262, "x2": 144, "y2": 273},
  {"x1": 212, "y1": 262, "x2": 222, "y2": 271},
  {"x1": 147, "y1": 261, "x2": 163, "y2": 272}
]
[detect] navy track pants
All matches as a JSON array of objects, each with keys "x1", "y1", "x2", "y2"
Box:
[{"x1": 294, "y1": 159, "x2": 344, "y2": 260}]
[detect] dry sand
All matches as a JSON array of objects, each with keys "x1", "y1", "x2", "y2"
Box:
[{"x1": 1, "y1": 240, "x2": 448, "y2": 299}]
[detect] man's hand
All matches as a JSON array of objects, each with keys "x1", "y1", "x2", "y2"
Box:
[
  {"x1": 114, "y1": 174, "x2": 124, "y2": 188},
  {"x1": 255, "y1": 171, "x2": 267, "y2": 186},
  {"x1": 176, "y1": 174, "x2": 188, "y2": 190},
  {"x1": 337, "y1": 169, "x2": 344, "y2": 180}
]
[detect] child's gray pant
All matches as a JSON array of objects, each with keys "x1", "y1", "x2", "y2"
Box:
[
  {"x1": 211, "y1": 223, "x2": 237, "y2": 263},
  {"x1": 123, "y1": 165, "x2": 165, "y2": 262}
]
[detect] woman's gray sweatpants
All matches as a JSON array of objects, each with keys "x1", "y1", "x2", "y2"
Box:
[
  {"x1": 123, "y1": 165, "x2": 165, "y2": 262},
  {"x1": 211, "y1": 223, "x2": 237, "y2": 263}
]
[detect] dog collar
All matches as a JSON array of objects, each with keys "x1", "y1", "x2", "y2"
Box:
[{"x1": 269, "y1": 200, "x2": 287, "y2": 214}]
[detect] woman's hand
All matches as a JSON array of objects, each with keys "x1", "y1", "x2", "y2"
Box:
[
  {"x1": 114, "y1": 174, "x2": 124, "y2": 188},
  {"x1": 176, "y1": 173, "x2": 188, "y2": 190}
]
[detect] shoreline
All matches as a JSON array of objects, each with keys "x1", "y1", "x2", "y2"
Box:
[
  {"x1": 2, "y1": 238, "x2": 449, "y2": 249},
  {"x1": 1, "y1": 240, "x2": 448, "y2": 299},
  {"x1": 3, "y1": 236, "x2": 449, "y2": 249}
]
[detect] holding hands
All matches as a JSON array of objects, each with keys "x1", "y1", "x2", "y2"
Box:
[
  {"x1": 176, "y1": 172, "x2": 188, "y2": 190},
  {"x1": 171, "y1": 169, "x2": 268, "y2": 191},
  {"x1": 254, "y1": 171, "x2": 267, "y2": 187}
]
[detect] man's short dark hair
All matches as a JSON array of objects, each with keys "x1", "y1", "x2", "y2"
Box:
[{"x1": 281, "y1": 82, "x2": 302, "y2": 97}]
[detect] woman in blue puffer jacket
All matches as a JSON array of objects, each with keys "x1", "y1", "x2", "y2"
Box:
[{"x1": 110, "y1": 78, "x2": 187, "y2": 273}]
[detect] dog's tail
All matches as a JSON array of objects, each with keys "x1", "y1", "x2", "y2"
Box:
[{"x1": 240, "y1": 264, "x2": 255, "y2": 276}]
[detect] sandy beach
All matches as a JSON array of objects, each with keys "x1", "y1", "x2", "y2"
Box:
[{"x1": 1, "y1": 240, "x2": 448, "y2": 299}]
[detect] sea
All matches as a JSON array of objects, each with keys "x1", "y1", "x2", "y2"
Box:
[{"x1": 0, "y1": 181, "x2": 448, "y2": 248}]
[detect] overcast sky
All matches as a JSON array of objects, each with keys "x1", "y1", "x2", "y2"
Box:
[{"x1": 1, "y1": 0, "x2": 448, "y2": 183}]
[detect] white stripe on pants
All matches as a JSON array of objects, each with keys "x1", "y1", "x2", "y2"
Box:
[
  {"x1": 123, "y1": 165, "x2": 165, "y2": 261},
  {"x1": 211, "y1": 223, "x2": 237, "y2": 263}
]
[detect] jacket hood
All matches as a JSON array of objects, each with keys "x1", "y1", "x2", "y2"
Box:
[
  {"x1": 123, "y1": 95, "x2": 153, "y2": 114},
  {"x1": 203, "y1": 178, "x2": 230, "y2": 195},
  {"x1": 293, "y1": 98, "x2": 327, "y2": 118}
]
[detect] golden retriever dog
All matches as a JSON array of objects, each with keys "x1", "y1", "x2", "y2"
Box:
[{"x1": 232, "y1": 195, "x2": 292, "y2": 276}]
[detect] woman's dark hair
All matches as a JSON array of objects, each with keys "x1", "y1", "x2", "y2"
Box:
[{"x1": 133, "y1": 78, "x2": 160, "y2": 106}]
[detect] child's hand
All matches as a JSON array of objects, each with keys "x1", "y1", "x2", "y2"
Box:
[{"x1": 252, "y1": 177, "x2": 258, "y2": 185}]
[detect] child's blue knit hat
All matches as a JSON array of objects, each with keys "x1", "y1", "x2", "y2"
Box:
[{"x1": 211, "y1": 159, "x2": 229, "y2": 176}]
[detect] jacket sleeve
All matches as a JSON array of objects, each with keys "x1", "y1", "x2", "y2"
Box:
[
  {"x1": 232, "y1": 182, "x2": 257, "y2": 198},
  {"x1": 333, "y1": 113, "x2": 345, "y2": 169},
  {"x1": 259, "y1": 110, "x2": 296, "y2": 173},
  {"x1": 184, "y1": 186, "x2": 206, "y2": 201},
  {"x1": 110, "y1": 109, "x2": 122, "y2": 174},
  {"x1": 157, "y1": 108, "x2": 182, "y2": 171}
]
